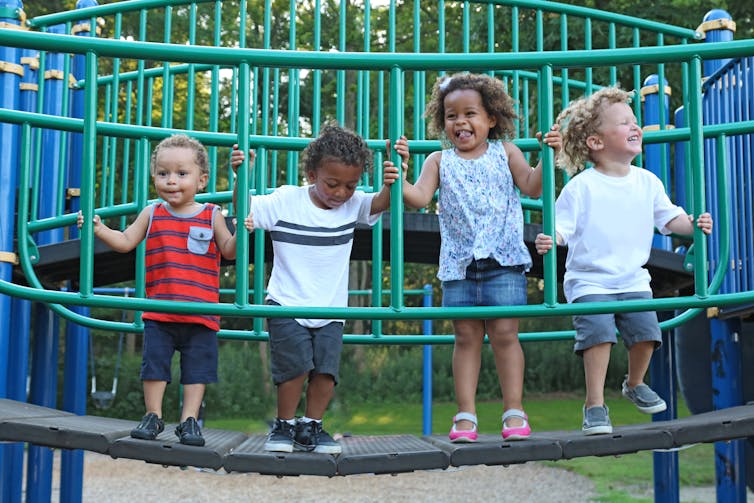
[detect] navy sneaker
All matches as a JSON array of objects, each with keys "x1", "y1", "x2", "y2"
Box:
[
  {"x1": 130, "y1": 412, "x2": 164, "y2": 440},
  {"x1": 622, "y1": 377, "x2": 667, "y2": 414},
  {"x1": 294, "y1": 419, "x2": 341, "y2": 454},
  {"x1": 264, "y1": 418, "x2": 295, "y2": 452},
  {"x1": 175, "y1": 417, "x2": 205, "y2": 446}
]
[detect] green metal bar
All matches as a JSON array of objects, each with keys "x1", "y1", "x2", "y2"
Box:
[
  {"x1": 463, "y1": 1, "x2": 470, "y2": 53},
  {"x1": 389, "y1": 66, "x2": 404, "y2": 310},
  {"x1": 121, "y1": 80, "x2": 133, "y2": 229},
  {"x1": 30, "y1": 45, "x2": 47, "y2": 222},
  {"x1": 473, "y1": 0, "x2": 699, "y2": 40},
  {"x1": 438, "y1": 0, "x2": 445, "y2": 53},
  {"x1": 78, "y1": 51, "x2": 98, "y2": 297},
  {"x1": 161, "y1": 5, "x2": 173, "y2": 129},
  {"x1": 336, "y1": 0, "x2": 346, "y2": 124},
  {"x1": 236, "y1": 61, "x2": 251, "y2": 309},
  {"x1": 3, "y1": 279, "x2": 754, "y2": 321},
  {"x1": 584, "y1": 16, "x2": 592, "y2": 94},
  {"x1": 184, "y1": 1, "x2": 197, "y2": 131},
  {"x1": 687, "y1": 56, "x2": 709, "y2": 298},
  {"x1": 29, "y1": 0, "x2": 217, "y2": 28},
  {"x1": 3, "y1": 30, "x2": 753, "y2": 71},
  {"x1": 487, "y1": 3, "x2": 494, "y2": 53},
  {"x1": 206, "y1": 0, "x2": 222, "y2": 191},
  {"x1": 539, "y1": 64, "x2": 556, "y2": 307},
  {"x1": 608, "y1": 22, "x2": 616, "y2": 84},
  {"x1": 56, "y1": 31, "x2": 72, "y2": 217},
  {"x1": 312, "y1": 0, "x2": 321, "y2": 129},
  {"x1": 560, "y1": 13, "x2": 568, "y2": 109}
]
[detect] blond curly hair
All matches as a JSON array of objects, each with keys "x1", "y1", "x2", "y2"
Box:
[
  {"x1": 425, "y1": 73, "x2": 518, "y2": 142},
  {"x1": 556, "y1": 87, "x2": 635, "y2": 175}
]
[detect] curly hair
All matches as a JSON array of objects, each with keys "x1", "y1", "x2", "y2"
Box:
[
  {"x1": 556, "y1": 86, "x2": 634, "y2": 175},
  {"x1": 425, "y1": 72, "x2": 518, "y2": 142},
  {"x1": 302, "y1": 123, "x2": 371, "y2": 174},
  {"x1": 150, "y1": 134, "x2": 209, "y2": 176}
]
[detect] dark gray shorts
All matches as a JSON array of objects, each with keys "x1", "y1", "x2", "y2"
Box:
[
  {"x1": 267, "y1": 311, "x2": 344, "y2": 386},
  {"x1": 572, "y1": 292, "x2": 662, "y2": 355}
]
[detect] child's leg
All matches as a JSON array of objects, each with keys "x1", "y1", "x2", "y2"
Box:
[
  {"x1": 180, "y1": 383, "x2": 206, "y2": 422},
  {"x1": 583, "y1": 342, "x2": 612, "y2": 408},
  {"x1": 626, "y1": 340, "x2": 656, "y2": 387},
  {"x1": 452, "y1": 319, "x2": 486, "y2": 431},
  {"x1": 143, "y1": 380, "x2": 167, "y2": 418},
  {"x1": 303, "y1": 373, "x2": 335, "y2": 420},
  {"x1": 276, "y1": 374, "x2": 307, "y2": 420},
  {"x1": 487, "y1": 317, "x2": 524, "y2": 427}
]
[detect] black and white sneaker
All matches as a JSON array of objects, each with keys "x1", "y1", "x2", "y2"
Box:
[
  {"x1": 294, "y1": 419, "x2": 341, "y2": 454},
  {"x1": 264, "y1": 418, "x2": 295, "y2": 452}
]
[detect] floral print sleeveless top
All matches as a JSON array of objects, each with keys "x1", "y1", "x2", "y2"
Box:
[{"x1": 437, "y1": 141, "x2": 532, "y2": 281}]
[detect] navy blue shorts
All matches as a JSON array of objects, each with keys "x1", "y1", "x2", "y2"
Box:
[
  {"x1": 572, "y1": 292, "x2": 662, "y2": 355},
  {"x1": 266, "y1": 302, "x2": 343, "y2": 385},
  {"x1": 442, "y1": 259, "x2": 527, "y2": 307},
  {"x1": 140, "y1": 320, "x2": 218, "y2": 385}
]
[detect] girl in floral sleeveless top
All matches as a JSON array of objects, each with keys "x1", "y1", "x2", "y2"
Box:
[{"x1": 389, "y1": 73, "x2": 560, "y2": 442}]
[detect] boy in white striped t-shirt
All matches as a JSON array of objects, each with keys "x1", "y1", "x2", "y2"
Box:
[{"x1": 232, "y1": 124, "x2": 402, "y2": 454}]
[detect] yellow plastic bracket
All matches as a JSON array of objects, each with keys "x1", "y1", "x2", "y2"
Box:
[
  {"x1": 0, "y1": 60, "x2": 24, "y2": 77},
  {"x1": 0, "y1": 251, "x2": 18, "y2": 265}
]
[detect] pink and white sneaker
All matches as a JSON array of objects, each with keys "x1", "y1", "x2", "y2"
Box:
[
  {"x1": 449, "y1": 412, "x2": 478, "y2": 443},
  {"x1": 502, "y1": 409, "x2": 531, "y2": 441}
]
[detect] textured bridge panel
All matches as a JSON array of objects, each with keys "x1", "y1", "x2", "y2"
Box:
[{"x1": 2, "y1": 399, "x2": 753, "y2": 476}]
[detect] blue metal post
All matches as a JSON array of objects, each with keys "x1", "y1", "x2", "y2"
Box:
[
  {"x1": 697, "y1": 9, "x2": 746, "y2": 502},
  {"x1": 60, "y1": 3, "x2": 98, "y2": 501},
  {"x1": 27, "y1": 307, "x2": 60, "y2": 503},
  {"x1": 0, "y1": 1, "x2": 23, "y2": 502},
  {"x1": 710, "y1": 317, "x2": 745, "y2": 502},
  {"x1": 672, "y1": 106, "x2": 687, "y2": 211},
  {"x1": 27, "y1": 22, "x2": 67, "y2": 503},
  {"x1": 650, "y1": 314, "x2": 679, "y2": 503},
  {"x1": 61, "y1": 308, "x2": 88, "y2": 503},
  {"x1": 699, "y1": 10, "x2": 735, "y2": 78},
  {"x1": 6, "y1": 298, "x2": 30, "y2": 503},
  {"x1": 421, "y1": 284, "x2": 433, "y2": 435},
  {"x1": 641, "y1": 74, "x2": 672, "y2": 251}
]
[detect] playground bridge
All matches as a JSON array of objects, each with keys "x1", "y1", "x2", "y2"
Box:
[{"x1": 0, "y1": 1, "x2": 753, "y2": 502}]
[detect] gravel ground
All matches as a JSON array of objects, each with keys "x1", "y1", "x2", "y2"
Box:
[
  {"x1": 41, "y1": 451, "x2": 751, "y2": 502},
  {"x1": 48, "y1": 452, "x2": 597, "y2": 503}
]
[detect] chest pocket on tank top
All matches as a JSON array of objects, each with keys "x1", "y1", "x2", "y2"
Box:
[{"x1": 187, "y1": 226, "x2": 212, "y2": 254}]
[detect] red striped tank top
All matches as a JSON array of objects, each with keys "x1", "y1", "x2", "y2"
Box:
[{"x1": 141, "y1": 203, "x2": 221, "y2": 331}]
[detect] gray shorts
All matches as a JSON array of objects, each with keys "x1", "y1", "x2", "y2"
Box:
[
  {"x1": 572, "y1": 292, "x2": 662, "y2": 355},
  {"x1": 267, "y1": 312, "x2": 344, "y2": 386}
]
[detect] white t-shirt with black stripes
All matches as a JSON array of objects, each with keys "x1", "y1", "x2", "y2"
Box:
[{"x1": 250, "y1": 185, "x2": 379, "y2": 327}]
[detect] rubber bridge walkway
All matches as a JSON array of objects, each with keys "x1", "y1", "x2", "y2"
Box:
[{"x1": 2, "y1": 398, "x2": 753, "y2": 476}]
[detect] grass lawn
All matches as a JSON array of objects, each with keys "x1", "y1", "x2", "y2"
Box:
[{"x1": 206, "y1": 392, "x2": 717, "y2": 502}]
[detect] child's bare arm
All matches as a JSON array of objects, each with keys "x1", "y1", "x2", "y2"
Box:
[
  {"x1": 213, "y1": 209, "x2": 237, "y2": 260},
  {"x1": 508, "y1": 124, "x2": 562, "y2": 197},
  {"x1": 665, "y1": 212, "x2": 713, "y2": 236},
  {"x1": 77, "y1": 207, "x2": 150, "y2": 253},
  {"x1": 403, "y1": 150, "x2": 440, "y2": 209},
  {"x1": 371, "y1": 137, "x2": 405, "y2": 214}
]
